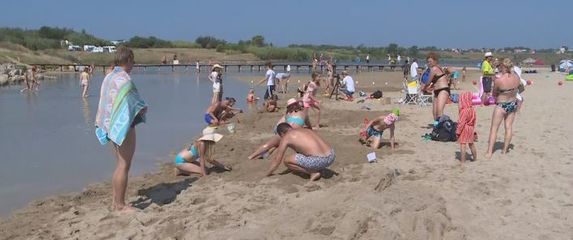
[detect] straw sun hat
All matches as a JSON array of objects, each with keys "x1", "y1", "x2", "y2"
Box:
[
  {"x1": 286, "y1": 98, "x2": 299, "y2": 106},
  {"x1": 212, "y1": 64, "x2": 223, "y2": 70},
  {"x1": 198, "y1": 127, "x2": 223, "y2": 142}
]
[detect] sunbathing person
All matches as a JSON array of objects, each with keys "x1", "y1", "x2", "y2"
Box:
[
  {"x1": 360, "y1": 110, "x2": 398, "y2": 149},
  {"x1": 248, "y1": 98, "x2": 311, "y2": 160},
  {"x1": 174, "y1": 127, "x2": 232, "y2": 176},
  {"x1": 265, "y1": 122, "x2": 335, "y2": 181}
]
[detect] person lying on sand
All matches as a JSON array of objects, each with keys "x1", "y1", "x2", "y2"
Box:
[
  {"x1": 248, "y1": 98, "x2": 312, "y2": 160},
  {"x1": 205, "y1": 97, "x2": 242, "y2": 126},
  {"x1": 360, "y1": 110, "x2": 399, "y2": 149},
  {"x1": 174, "y1": 127, "x2": 232, "y2": 176},
  {"x1": 266, "y1": 123, "x2": 335, "y2": 181}
]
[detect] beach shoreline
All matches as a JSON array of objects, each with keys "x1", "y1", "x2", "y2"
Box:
[{"x1": 1, "y1": 69, "x2": 572, "y2": 239}]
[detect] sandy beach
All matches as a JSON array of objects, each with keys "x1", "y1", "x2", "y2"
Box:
[{"x1": 1, "y1": 69, "x2": 572, "y2": 239}]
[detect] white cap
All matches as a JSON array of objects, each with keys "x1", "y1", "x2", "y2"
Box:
[{"x1": 484, "y1": 52, "x2": 493, "y2": 57}]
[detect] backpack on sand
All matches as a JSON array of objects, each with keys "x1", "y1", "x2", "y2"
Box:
[{"x1": 431, "y1": 119, "x2": 457, "y2": 142}]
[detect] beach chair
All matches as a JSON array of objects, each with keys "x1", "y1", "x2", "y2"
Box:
[
  {"x1": 417, "y1": 86, "x2": 432, "y2": 106},
  {"x1": 402, "y1": 82, "x2": 418, "y2": 105}
]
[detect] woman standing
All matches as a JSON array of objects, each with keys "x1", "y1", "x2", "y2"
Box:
[
  {"x1": 209, "y1": 64, "x2": 223, "y2": 104},
  {"x1": 95, "y1": 46, "x2": 147, "y2": 213},
  {"x1": 424, "y1": 52, "x2": 451, "y2": 122},
  {"x1": 485, "y1": 58, "x2": 520, "y2": 160},
  {"x1": 80, "y1": 68, "x2": 90, "y2": 98}
]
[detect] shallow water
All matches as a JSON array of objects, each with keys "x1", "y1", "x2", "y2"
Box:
[{"x1": 0, "y1": 69, "x2": 251, "y2": 216}]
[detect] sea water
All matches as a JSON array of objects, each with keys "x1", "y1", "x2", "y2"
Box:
[{"x1": 0, "y1": 68, "x2": 252, "y2": 216}]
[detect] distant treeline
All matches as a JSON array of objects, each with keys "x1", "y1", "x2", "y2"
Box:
[{"x1": 0, "y1": 26, "x2": 568, "y2": 62}]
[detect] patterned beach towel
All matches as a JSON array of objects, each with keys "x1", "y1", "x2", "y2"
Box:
[{"x1": 95, "y1": 67, "x2": 147, "y2": 146}]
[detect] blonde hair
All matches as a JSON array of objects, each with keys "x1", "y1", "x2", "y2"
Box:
[
  {"x1": 114, "y1": 46, "x2": 134, "y2": 66},
  {"x1": 500, "y1": 58, "x2": 514, "y2": 73}
]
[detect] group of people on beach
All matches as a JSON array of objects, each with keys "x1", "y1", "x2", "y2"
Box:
[
  {"x1": 407, "y1": 52, "x2": 524, "y2": 166},
  {"x1": 93, "y1": 46, "x2": 524, "y2": 213}
]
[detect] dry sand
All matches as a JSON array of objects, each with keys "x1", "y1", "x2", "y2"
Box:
[{"x1": 1, "y1": 69, "x2": 572, "y2": 240}]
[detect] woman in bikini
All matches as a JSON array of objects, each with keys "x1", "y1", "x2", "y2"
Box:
[
  {"x1": 424, "y1": 52, "x2": 451, "y2": 122},
  {"x1": 248, "y1": 98, "x2": 312, "y2": 160},
  {"x1": 174, "y1": 127, "x2": 232, "y2": 176},
  {"x1": 485, "y1": 58, "x2": 521, "y2": 160}
]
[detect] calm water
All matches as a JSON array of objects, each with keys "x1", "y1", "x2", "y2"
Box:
[{"x1": 0, "y1": 69, "x2": 251, "y2": 216}]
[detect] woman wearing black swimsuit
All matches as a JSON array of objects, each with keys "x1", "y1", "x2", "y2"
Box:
[{"x1": 423, "y1": 52, "x2": 451, "y2": 121}]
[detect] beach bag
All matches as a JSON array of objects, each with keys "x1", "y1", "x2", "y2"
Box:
[
  {"x1": 421, "y1": 68, "x2": 431, "y2": 85},
  {"x1": 431, "y1": 119, "x2": 457, "y2": 142},
  {"x1": 371, "y1": 90, "x2": 383, "y2": 99}
]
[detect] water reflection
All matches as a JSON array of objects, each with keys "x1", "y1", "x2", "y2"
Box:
[
  {"x1": 81, "y1": 97, "x2": 93, "y2": 128},
  {"x1": 24, "y1": 91, "x2": 38, "y2": 109}
]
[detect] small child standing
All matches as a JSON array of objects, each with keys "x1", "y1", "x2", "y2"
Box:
[{"x1": 456, "y1": 91, "x2": 477, "y2": 167}]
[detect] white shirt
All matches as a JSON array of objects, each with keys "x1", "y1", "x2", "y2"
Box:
[
  {"x1": 286, "y1": 65, "x2": 291, "y2": 72},
  {"x1": 342, "y1": 76, "x2": 355, "y2": 92},
  {"x1": 265, "y1": 69, "x2": 276, "y2": 86},
  {"x1": 410, "y1": 62, "x2": 419, "y2": 78},
  {"x1": 209, "y1": 71, "x2": 219, "y2": 83}
]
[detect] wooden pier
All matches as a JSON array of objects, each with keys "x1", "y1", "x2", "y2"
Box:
[{"x1": 31, "y1": 62, "x2": 406, "y2": 73}]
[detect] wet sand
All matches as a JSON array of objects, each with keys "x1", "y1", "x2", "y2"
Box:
[{"x1": 1, "y1": 69, "x2": 572, "y2": 239}]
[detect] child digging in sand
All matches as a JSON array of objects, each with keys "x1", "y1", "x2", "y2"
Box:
[
  {"x1": 456, "y1": 91, "x2": 477, "y2": 167},
  {"x1": 360, "y1": 109, "x2": 399, "y2": 149}
]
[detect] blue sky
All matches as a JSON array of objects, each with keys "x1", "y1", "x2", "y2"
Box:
[{"x1": 1, "y1": 0, "x2": 570, "y2": 49}]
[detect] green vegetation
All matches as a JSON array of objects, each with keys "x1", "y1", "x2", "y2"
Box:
[
  {"x1": 124, "y1": 36, "x2": 173, "y2": 48},
  {"x1": 1, "y1": 26, "x2": 571, "y2": 65},
  {"x1": 0, "y1": 26, "x2": 110, "y2": 50}
]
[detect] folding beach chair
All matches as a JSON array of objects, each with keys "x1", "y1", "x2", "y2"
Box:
[
  {"x1": 402, "y1": 82, "x2": 418, "y2": 105},
  {"x1": 417, "y1": 86, "x2": 432, "y2": 106}
]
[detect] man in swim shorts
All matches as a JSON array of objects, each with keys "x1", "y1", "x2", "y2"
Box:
[
  {"x1": 204, "y1": 97, "x2": 242, "y2": 126},
  {"x1": 265, "y1": 122, "x2": 335, "y2": 181}
]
